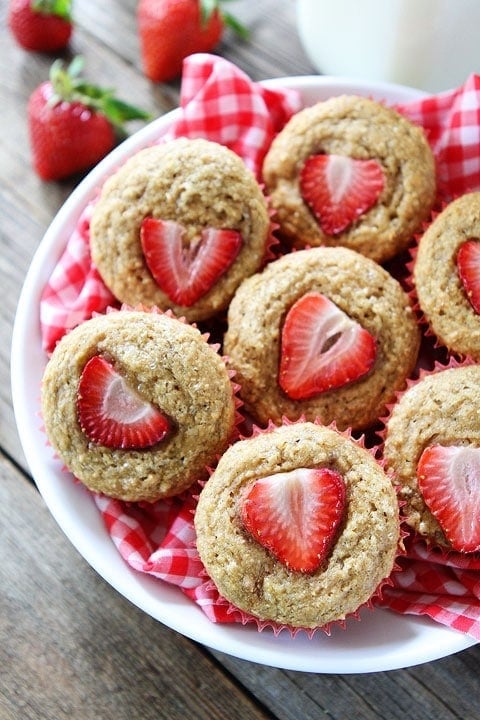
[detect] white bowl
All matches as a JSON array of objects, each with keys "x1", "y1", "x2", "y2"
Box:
[{"x1": 11, "y1": 75, "x2": 477, "y2": 673}]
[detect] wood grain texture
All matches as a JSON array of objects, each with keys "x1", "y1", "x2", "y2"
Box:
[
  {"x1": 0, "y1": 456, "x2": 274, "y2": 720},
  {"x1": 1, "y1": 0, "x2": 479, "y2": 717}
]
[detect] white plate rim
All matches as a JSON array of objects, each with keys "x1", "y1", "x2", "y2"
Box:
[{"x1": 11, "y1": 74, "x2": 477, "y2": 674}]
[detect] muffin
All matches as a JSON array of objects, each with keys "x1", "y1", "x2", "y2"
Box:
[
  {"x1": 383, "y1": 364, "x2": 480, "y2": 553},
  {"x1": 195, "y1": 421, "x2": 400, "y2": 629},
  {"x1": 90, "y1": 138, "x2": 271, "y2": 322},
  {"x1": 41, "y1": 307, "x2": 236, "y2": 502},
  {"x1": 414, "y1": 192, "x2": 480, "y2": 359},
  {"x1": 262, "y1": 95, "x2": 436, "y2": 263},
  {"x1": 224, "y1": 246, "x2": 420, "y2": 432}
]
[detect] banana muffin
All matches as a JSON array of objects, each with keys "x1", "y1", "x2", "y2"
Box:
[
  {"x1": 90, "y1": 138, "x2": 271, "y2": 322},
  {"x1": 383, "y1": 364, "x2": 480, "y2": 553},
  {"x1": 262, "y1": 95, "x2": 436, "y2": 263},
  {"x1": 41, "y1": 307, "x2": 236, "y2": 502},
  {"x1": 195, "y1": 421, "x2": 400, "y2": 629},
  {"x1": 414, "y1": 192, "x2": 480, "y2": 360},
  {"x1": 224, "y1": 246, "x2": 420, "y2": 431}
]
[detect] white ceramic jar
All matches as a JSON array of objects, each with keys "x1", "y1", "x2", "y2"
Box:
[{"x1": 297, "y1": 0, "x2": 480, "y2": 92}]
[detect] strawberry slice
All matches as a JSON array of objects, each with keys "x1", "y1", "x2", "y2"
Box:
[
  {"x1": 77, "y1": 355, "x2": 171, "y2": 449},
  {"x1": 140, "y1": 217, "x2": 242, "y2": 306},
  {"x1": 417, "y1": 444, "x2": 480, "y2": 553},
  {"x1": 300, "y1": 154, "x2": 385, "y2": 235},
  {"x1": 241, "y1": 467, "x2": 346, "y2": 572},
  {"x1": 279, "y1": 292, "x2": 376, "y2": 400},
  {"x1": 457, "y1": 238, "x2": 480, "y2": 314}
]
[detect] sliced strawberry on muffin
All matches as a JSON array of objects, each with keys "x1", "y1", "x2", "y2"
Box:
[
  {"x1": 417, "y1": 444, "x2": 480, "y2": 553},
  {"x1": 41, "y1": 307, "x2": 237, "y2": 502},
  {"x1": 241, "y1": 467, "x2": 346, "y2": 572},
  {"x1": 140, "y1": 218, "x2": 242, "y2": 306},
  {"x1": 414, "y1": 193, "x2": 480, "y2": 360},
  {"x1": 195, "y1": 421, "x2": 401, "y2": 630},
  {"x1": 224, "y1": 246, "x2": 419, "y2": 432},
  {"x1": 457, "y1": 238, "x2": 480, "y2": 315},
  {"x1": 279, "y1": 291, "x2": 376, "y2": 400},
  {"x1": 300, "y1": 154, "x2": 384, "y2": 236},
  {"x1": 383, "y1": 364, "x2": 480, "y2": 552},
  {"x1": 77, "y1": 355, "x2": 171, "y2": 449},
  {"x1": 90, "y1": 138, "x2": 270, "y2": 323},
  {"x1": 262, "y1": 94, "x2": 436, "y2": 263}
]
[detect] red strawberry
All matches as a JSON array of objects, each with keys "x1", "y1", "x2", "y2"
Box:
[
  {"x1": 137, "y1": 0, "x2": 248, "y2": 83},
  {"x1": 457, "y1": 238, "x2": 480, "y2": 314},
  {"x1": 417, "y1": 444, "x2": 480, "y2": 553},
  {"x1": 8, "y1": 0, "x2": 73, "y2": 53},
  {"x1": 241, "y1": 467, "x2": 346, "y2": 573},
  {"x1": 28, "y1": 56, "x2": 151, "y2": 181},
  {"x1": 279, "y1": 292, "x2": 376, "y2": 400},
  {"x1": 77, "y1": 355, "x2": 171, "y2": 450},
  {"x1": 300, "y1": 154, "x2": 385, "y2": 235},
  {"x1": 140, "y1": 217, "x2": 242, "y2": 306}
]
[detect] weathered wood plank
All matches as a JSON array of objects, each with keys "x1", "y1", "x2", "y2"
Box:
[
  {"x1": 211, "y1": 640, "x2": 480, "y2": 720},
  {"x1": 0, "y1": 454, "x2": 274, "y2": 720}
]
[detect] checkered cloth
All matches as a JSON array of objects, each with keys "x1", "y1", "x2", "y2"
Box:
[{"x1": 40, "y1": 55, "x2": 480, "y2": 640}]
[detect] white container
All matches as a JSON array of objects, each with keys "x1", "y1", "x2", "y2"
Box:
[{"x1": 297, "y1": 0, "x2": 480, "y2": 92}]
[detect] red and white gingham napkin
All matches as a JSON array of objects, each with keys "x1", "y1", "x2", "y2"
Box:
[{"x1": 40, "y1": 55, "x2": 480, "y2": 640}]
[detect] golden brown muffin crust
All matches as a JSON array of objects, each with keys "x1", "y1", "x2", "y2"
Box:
[
  {"x1": 262, "y1": 95, "x2": 436, "y2": 263},
  {"x1": 41, "y1": 310, "x2": 236, "y2": 502},
  {"x1": 195, "y1": 422, "x2": 400, "y2": 628}
]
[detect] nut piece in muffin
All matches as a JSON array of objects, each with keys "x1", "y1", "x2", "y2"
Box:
[
  {"x1": 262, "y1": 95, "x2": 436, "y2": 263},
  {"x1": 90, "y1": 138, "x2": 271, "y2": 322},
  {"x1": 41, "y1": 308, "x2": 236, "y2": 502},
  {"x1": 195, "y1": 421, "x2": 400, "y2": 629},
  {"x1": 224, "y1": 246, "x2": 420, "y2": 432},
  {"x1": 383, "y1": 364, "x2": 480, "y2": 553},
  {"x1": 414, "y1": 192, "x2": 480, "y2": 360}
]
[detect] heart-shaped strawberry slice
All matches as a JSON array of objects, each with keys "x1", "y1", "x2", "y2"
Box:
[
  {"x1": 457, "y1": 238, "x2": 480, "y2": 314},
  {"x1": 77, "y1": 355, "x2": 171, "y2": 449},
  {"x1": 140, "y1": 217, "x2": 242, "y2": 306},
  {"x1": 417, "y1": 444, "x2": 480, "y2": 553},
  {"x1": 241, "y1": 467, "x2": 346, "y2": 573},
  {"x1": 300, "y1": 153, "x2": 385, "y2": 235},
  {"x1": 279, "y1": 292, "x2": 376, "y2": 400}
]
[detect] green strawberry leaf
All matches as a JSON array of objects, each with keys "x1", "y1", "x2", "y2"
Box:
[
  {"x1": 199, "y1": 0, "x2": 249, "y2": 38},
  {"x1": 48, "y1": 57, "x2": 153, "y2": 134},
  {"x1": 32, "y1": 0, "x2": 72, "y2": 20}
]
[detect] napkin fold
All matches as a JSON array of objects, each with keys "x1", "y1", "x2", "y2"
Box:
[{"x1": 40, "y1": 54, "x2": 480, "y2": 640}]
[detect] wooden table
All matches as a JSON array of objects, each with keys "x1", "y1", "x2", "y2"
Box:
[{"x1": 1, "y1": 1, "x2": 479, "y2": 718}]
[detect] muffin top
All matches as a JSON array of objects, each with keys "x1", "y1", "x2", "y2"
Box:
[
  {"x1": 414, "y1": 192, "x2": 480, "y2": 360},
  {"x1": 41, "y1": 309, "x2": 236, "y2": 502},
  {"x1": 262, "y1": 95, "x2": 436, "y2": 263},
  {"x1": 383, "y1": 364, "x2": 480, "y2": 551},
  {"x1": 90, "y1": 138, "x2": 270, "y2": 322},
  {"x1": 195, "y1": 422, "x2": 400, "y2": 629},
  {"x1": 224, "y1": 246, "x2": 420, "y2": 431}
]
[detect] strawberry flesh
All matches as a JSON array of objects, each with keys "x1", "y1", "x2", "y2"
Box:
[
  {"x1": 417, "y1": 444, "x2": 480, "y2": 553},
  {"x1": 140, "y1": 217, "x2": 242, "y2": 306},
  {"x1": 300, "y1": 154, "x2": 385, "y2": 235},
  {"x1": 279, "y1": 292, "x2": 376, "y2": 400},
  {"x1": 457, "y1": 238, "x2": 480, "y2": 314},
  {"x1": 241, "y1": 467, "x2": 346, "y2": 573},
  {"x1": 77, "y1": 355, "x2": 171, "y2": 449}
]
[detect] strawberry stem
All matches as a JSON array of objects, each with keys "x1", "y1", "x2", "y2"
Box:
[
  {"x1": 32, "y1": 0, "x2": 72, "y2": 20},
  {"x1": 199, "y1": 0, "x2": 249, "y2": 39},
  {"x1": 48, "y1": 57, "x2": 152, "y2": 137}
]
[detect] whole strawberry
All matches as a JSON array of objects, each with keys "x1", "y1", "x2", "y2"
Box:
[
  {"x1": 137, "y1": 0, "x2": 248, "y2": 83},
  {"x1": 8, "y1": 0, "x2": 73, "y2": 53},
  {"x1": 28, "y1": 57, "x2": 151, "y2": 181}
]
